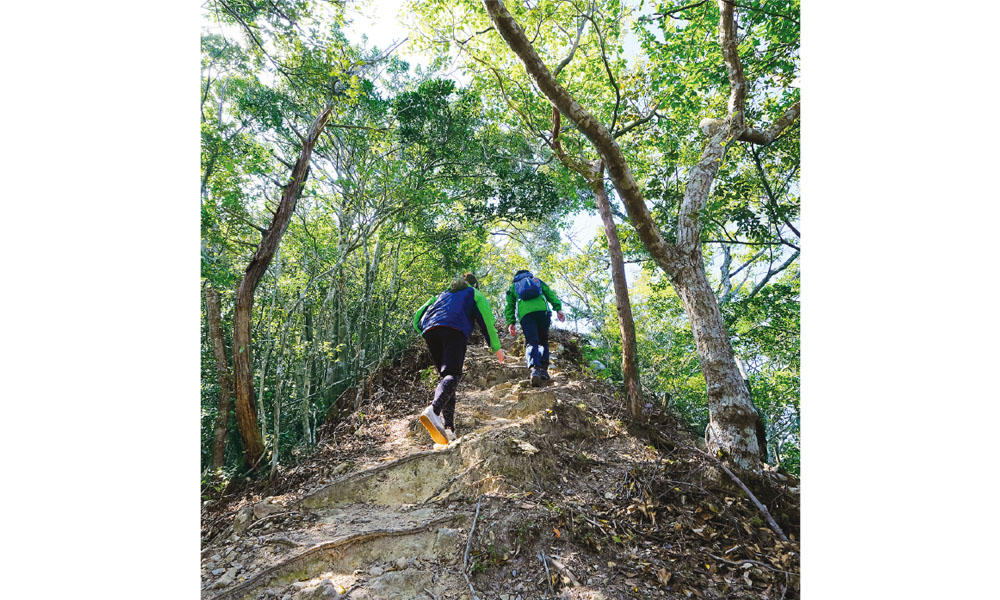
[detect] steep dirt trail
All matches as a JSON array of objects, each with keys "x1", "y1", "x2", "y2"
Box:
[{"x1": 201, "y1": 332, "x2": 800, "y2": 600}]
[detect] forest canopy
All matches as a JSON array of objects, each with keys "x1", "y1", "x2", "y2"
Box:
[{"x1": 201, "y1": 0, "x2": 800, "y2": 480}]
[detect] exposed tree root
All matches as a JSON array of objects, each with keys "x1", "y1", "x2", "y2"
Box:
[
  {"x1": 422, "y1": 460, "x2": 481, "y2": 505},
  {"x1": 210, "y1": 514, "x2": 463, "y2": 600}
]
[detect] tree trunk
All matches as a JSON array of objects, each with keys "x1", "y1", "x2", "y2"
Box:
[
  {"x1": 232, "y1": 104, "x2": 333, "y2": 469},
  {"x1": 591, "y1": 171, "x2": 642, "y2": 417},
  {"x1": 301, "y1": 303, "x2": 314, "y2": 445},
  {"x1": 269, "y1": 302, "x2": 296, "y2": 481},
  {"x1": 352, "y1": 235, "x2": 381, "y2": 410},
  {"x1": 205, "y1": 284, "x2": 234, "y2": 470},
  {"x1": 255, "y1": 250, "x2": 283, "y2": 442},
  {"x1": 669, "y1": 252, "x2": 761, "y2": 471},
  {"x1": 547, "y1": 110, "x2": 643, "y2": 418}
]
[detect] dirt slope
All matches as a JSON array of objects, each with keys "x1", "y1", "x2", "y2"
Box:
[{"x1": 201, "y1": 330, "x2": 800, "y2": 599}]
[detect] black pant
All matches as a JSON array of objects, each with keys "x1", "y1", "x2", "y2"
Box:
[
  {"x1": 422, "y1": 327, "x2": 468, "y2": 430},
  {"x1": 520, "y1": 310, "x2": 551, "y2": 369}
]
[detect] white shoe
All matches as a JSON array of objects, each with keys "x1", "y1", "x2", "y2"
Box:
[
  {"x1": 419, "y1": 405, "x2": 449, "y2": 445},
  {"x1": 530, "y1": 369, "x2": 542, "y2": 387},
  {"x1": 445, "y1": 428, "x2": 456, "y2": 443}
]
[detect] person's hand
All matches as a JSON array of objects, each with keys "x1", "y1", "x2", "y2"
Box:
[
  {"x1": 508, "y1": 323, "x2": 517, "y2": 337},
  {"x1": 556, "y1": 311, "x2": 566, "y2": 322},
  {"x1": 496, "y1": 349, "x2": 505, "y2": 364}
]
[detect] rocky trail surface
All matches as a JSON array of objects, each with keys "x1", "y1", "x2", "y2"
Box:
[{"x1": 201, "y1": 330, "x2": 800, "y2": 599}]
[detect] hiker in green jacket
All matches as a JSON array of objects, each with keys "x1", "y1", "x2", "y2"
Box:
[
  {"x1": 413, "y1": 273, "x2": 504, "y2": 445},
  {"x1": 505, "y1": 269, "x2": 564, "y2": 387}
]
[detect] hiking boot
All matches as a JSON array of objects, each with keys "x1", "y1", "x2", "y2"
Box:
[
  {"x1": 540, "y1": 368, "x2": 551, "y2": 381},
  {"x1": 419, "y1": 405, "x2": 449, "y2": 445},
  {"x1": 530, "y1": 369, "x2": 542, "y2": 387},
  {"x1": 445, "y1": 428, "x2": 456, "y2": 443}
]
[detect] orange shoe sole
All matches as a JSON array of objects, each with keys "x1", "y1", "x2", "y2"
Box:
[{"x1": 419, "y1": 414, "x2": 450, "y2": 445}]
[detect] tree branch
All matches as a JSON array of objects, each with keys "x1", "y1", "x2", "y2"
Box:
[
  {"x1": 739, "y1": 101, "x2": 801, "y2": 145},
  {"x1": 745, "y1": 249, "x2": 799, "y2": 301},
  {"x1": 586, "y1": 10, "x2": 623, "y2": 133},
  {"x1": 727, "y1": 247, "x2": 768, "y2": 280},
  {"x1": 717, "y1": 242, "x2": 733, "y2": 297},
  {"x1": 675, "y1": 122, "x2": 729, "y2": 252},
  {"x1": 270, "y1": 149, "x2": 295, "y2": 170},
  {"x1": 459, "y1": 26, "x2": 495, "y2": 44},
  {"x1": 718, "y1": 0, "x2": 747, "y2": 132},
  {"x1": 749, "y1": 146, "x2": 800, "y2": 237},
  {"x1": 720, "y1": 0, "x2": 800, "y2": 26},
  {"x1": 704, "y1": 239, "x2": 783, "y2": 246},
  {"x1": 698, "y1": 448, "x2": 789, "y2": 542},
  {"x1": 552, "y1": 15, "x2": 587, "y2": 77},
  {"x1": 326, "y1": 123, "x2": 390, "y2": 132},
  {"x1": 240, "y1": 215, "x2": 270, "y2": 237},
  {"x1": 549, "y1": 107, "x2": 597, "y2": 180},
  {"x1": 613, "y1": 107, "x2": 661, "y2": 139},
  {"x1": 462, "y1": 495, "x2": 483, "y2": 599},
  {"x1": 675, "y1": 1, "x2": 761, "y2": 252},
  {"x1": 641, "y1": 0, "x2": 710, "y2": 21},
  {"x1": 216, "y1": 0, "x2": 300, "y2": 86}
]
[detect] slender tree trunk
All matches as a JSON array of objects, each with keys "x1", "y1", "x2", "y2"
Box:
[
  {"x1": 548, "y1": 110, "x2": 643, "y2": 418},
  {"x1": 377, "y1": 238, "x2": 403, "y2": 366},
  {"x1": 319, "y1": 281, "x2": 339, "y2": 409},
  {"x1": 205, "y1": 284, "x2": 234, "y2": 470},
  {"x1": 269, "y1": 303, "x2": 296, "y2": 481},
  {"x1": 301, "y1": 304, "x2": 314, "y2": 445},
  {"x1": 337, "y1": 273, "x2": 351, "y2": 391},
  {"x1": 232, "y1": 104, "x2": 333, "y2": 469},
  {"x1": 353, "y1": 235, "x2": 380, "y2": 410},
  {"x1": 591, "y1": 171, "x2": 642, "y2": 417}
]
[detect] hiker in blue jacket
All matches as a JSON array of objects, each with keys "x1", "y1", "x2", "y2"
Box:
[
  {"x1": 504, "y1": 269, "x2": 564, "y2": 387},
  {"x1": 413, "y1": 273, "x2": 504, "y2": 445}
]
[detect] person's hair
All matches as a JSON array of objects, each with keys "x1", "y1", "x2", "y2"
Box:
[
  {"x1": 463, "y1": 272, "x2": 480, "y2": 289},
  {"x1": 513, "y1": 269, "x2": 531, "y2": 277}
]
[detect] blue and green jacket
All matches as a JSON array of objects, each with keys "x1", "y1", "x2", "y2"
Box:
[
  {"x1": 413, "y1": 281, "x2": 502, "y2": 352},
  {"x1": 504, "y1": 273, "x2": 562, "y2": 325}
]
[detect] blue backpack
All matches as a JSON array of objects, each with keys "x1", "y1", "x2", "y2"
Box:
[{"x1": 513, "y1": 271, "x2": 542, "y2": 300}]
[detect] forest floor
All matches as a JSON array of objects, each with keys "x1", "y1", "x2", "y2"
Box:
[{"x1": 201, "y1": 329, "x2": 800, "y2": 599}]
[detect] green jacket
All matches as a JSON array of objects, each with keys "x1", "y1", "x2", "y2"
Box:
[{"x1": 504, "y1": 278, "x2": 562, "y2": 325}]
